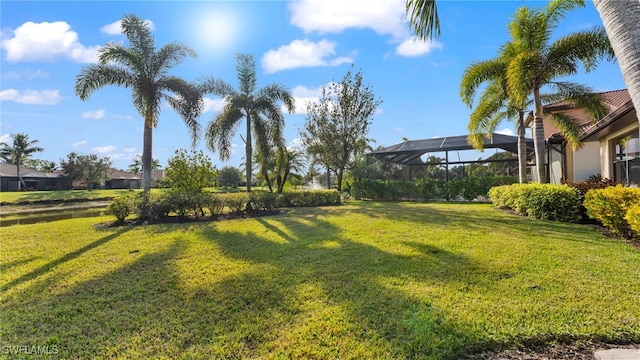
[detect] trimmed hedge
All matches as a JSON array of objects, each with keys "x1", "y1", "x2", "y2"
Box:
[
  {"x1": 488, "y1": 183, "x2": 581, "y2": 222},
  {"x1": 352, "y1": 176, "x2": 517, "y2": 202},
  {"x1": 626, "y1": 204, "x2": 640, "y2": 236},
  {"x1": 584, "y1": 186, "x2": 640, "y2": 238},
  {"x1": 108, "y1": 189, "x2": 341, "y2": 224}
]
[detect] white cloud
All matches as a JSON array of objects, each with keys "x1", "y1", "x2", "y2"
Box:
[
  {"x1": 93, "y1": 145, "x2": 117, "y2": 154},
  {"x1": 396, "y1": 38, "x2": 443, "y2": 57},
  {"x1": 0, "y1": 134, "x2": 11, "y2": 143},
  {"x1": 0, "y1": 88, "x2": 61, "y2": 105},
  {"x1": 289, "y1": 0, "x2": 406, "y2": 38},
  {"x1": 81, "y1": 109, "x2": 105, "y2": 119},
  {"x1": 100, "y1": 19, "x2": 155, "y2": 36},
  {"x1": 124, "y1": 147, "x2": 137, "y2": 153},
  {"x1": 262, "y1": 39, "x2": 353, "y2": 74},
  {"x1": 495, "y1": 128, "x2": 515, "y2": 136},
  {"x1": 203, "y1": 97, "x2": 225, "y2": 113},
  {"x1": 288, "y1": 85, "x2": 322, "y2": 114},
  {"x1": 1, "y1": 21, "x2": 99, "y2": 63},
  {"x1": 72, "y1": 140, "x2": 88, "y2": 147},
  {"x1": 1, "y1": 70, "x2": 49, "y2": 81},
  {"x1": 113, "y1": 114, "x2": 134, "y2": 120}
]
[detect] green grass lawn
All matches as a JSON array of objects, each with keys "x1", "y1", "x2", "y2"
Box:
[
  {"x1": 0, "y1": 189, "x2": 136, "y2": 205},
  {"x1": 1, "y1": 202, "x2": 638, "y2": 359}
]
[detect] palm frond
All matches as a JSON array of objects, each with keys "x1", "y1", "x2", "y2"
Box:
[
  {"x1": 120, "y1": 14, "x2": 154, "y2": 58},
  {"x1": 236, "y1": 54, "x2": 257, "y2": 95},
  {"x1": 154, "y1": 43, "x2": 198, "y2": 74},
  {"x1": 198, "y1": 76, "x2": 236, "y2": 97},
  {"x1": 75, "y1": 64, "x2": 135, "y2": 100},
  {"x1": 460, "y1": 58, "x2": 506, "y2": 107},
  {"x1": 405, "y1": 0, "x2": 440, "y2": 41},
  {"x1": 547, "y1": 28, "x2": 613, "y2": 74},
  {"x1": 205, "y1": 105, "x2": 243, "y2": 160},
  {"x1": 549, "y1": 112, "x2": 583, "y2": 149}
]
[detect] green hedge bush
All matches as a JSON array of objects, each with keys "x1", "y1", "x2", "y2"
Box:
[
  {"x1": 625, "y1": 204, "x2": 640, "y2": 236},
  {"x1": 489, "y1": 183, "x2": 581, "y2": 222},
  {"x1": 352, "y1": 176, "x2": 517, "y2": 202},
  {"x1": 106, "y1": 193, "x2": 137, "y2": 224},
  {"x1": 584, "y1": 186, "x2": 640, "y2": 238}
]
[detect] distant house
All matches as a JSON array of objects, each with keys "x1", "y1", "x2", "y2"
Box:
[
  {"x1": 538, "y1": 89, "x2": 639, "y2": 186},
  {"x1": 105, "y1": 169, "x2": 141, "y2": 189},
  {"x1": 0, "y1": 163, "x2": 67, "y2": 191},
  {"x1": 150, "y1": 169, "x2": 166, "y2": 187}
]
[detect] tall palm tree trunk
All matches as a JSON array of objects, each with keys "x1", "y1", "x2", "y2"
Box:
[
  {"x1": 16, "y1": 163, "x2": 25, "y2": 190},
  {"x1": 517, "y1": 110, "x2": 527, "y2": 184},
  {"x1": 142, "y1": 122, "x2": 153, "y2": 193},
  {"x1": 245, "y1": 114, "x2": 252, "y2": 193},
  {"x1": 593, "y1": 0, "x2": 640, "y2": 130},
  {"x1": 532, "y1": 87, "x2": 546, "y2": 183}
]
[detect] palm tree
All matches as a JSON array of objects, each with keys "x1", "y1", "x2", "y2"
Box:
[
  {"x1": 593, "y1": 0, "x2": 640, "y2": 130},
  {"x1": 0, "y1": 133, "x2": 44, "y2": 190},
  {"x1": 405, "y1": 0, "x2": 439, "y2": 41},
  {"x1": 129, "y1": 154, "x2": 160, "y2": 174},
  {"x1": 75, "y1": 14, "x2": 202, "y2": 193},
  {"x1": 201, "y1": 53, "x2": 295, "y2": 193},
  {"x1": 460, "y1": 49, "x2": 531, "y2": 184},
  {"x1": 275, "y1": 147, "x2": 305, "y2": 193},
  {"x1": 505, "y1": 0, "x2": 612, "y2": 183}
]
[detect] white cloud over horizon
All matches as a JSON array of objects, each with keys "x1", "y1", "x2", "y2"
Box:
[
  {"x1": 395, "y1": 38, "x2": 443, "y2": 57},
  {"x1": 100, "y1": 19, "x2": 156, "y2": 36},
  {"x1": 81, "y1": 109, "x2": 105, "y2": 119},
  {"x1": 0, "y1": 89, "x2": 62, "y2": 105},
  {"x1": 262, "y1": 39, "x2": 353, "y2": 73},
  {"x1": 92, "y1": 145, "x2": 117, "y2": 154},
  {"x1": 1, "y1": 70, "x2": 49, "y2": 81},
  {"x1": 288, "y1": 0, "x2": 406, "y2": 39},
  {"x1": 1, "y1": 21, "x2": 99, "y2": 63},
  {"x1": 203, "y1": 97, "x2": 226, "y2": 113}
]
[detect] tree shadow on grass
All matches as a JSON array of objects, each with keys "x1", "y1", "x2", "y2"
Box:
[
  {"x1": 199, "y1": 213, "x2": 485, "y2": 358},
  {"x1": 1, "y1": 227, "x2": 131, "y2": 292}
]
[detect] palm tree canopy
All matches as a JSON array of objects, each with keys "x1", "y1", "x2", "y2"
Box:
[
  {"x1": 0, "y1": 133, "x2": 44, "y2": 165},
  {"x1": 201, "y1": 53, "x2": 295, "y2": 192},
  {"x1": 74, "y1": 13, "x2": 202, "y2": 194},
  {"x1": 405, "y1": 0, "x2": 440, "y2": 41}
]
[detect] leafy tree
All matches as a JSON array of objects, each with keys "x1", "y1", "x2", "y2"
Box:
[
  {"x1": 129, "y1": 154, "x2": 160, "y2": 174},
  {"x1": 23, "y1": 159, "x2": 57, "y2": 173},
  {"x1": 300, "y1": 68, "x2": 382, "y2": 192},
  {"x1": 217, "y1": 166, "x2": 243, "y2": 187},
  {"x1": 75, "y1": 14, "x2": 202, "y2": 193},
  {"x1": 0, "y1": 133, "x2": 44, "y2": 190},
  {"x1": 201, "y1": 53, "x2": 295, "y2": 193},
  {"x1": 60, "y1": 152, "x2": 112, "y2": 190},
  {"x1": 505, "y1": 0, "x2": 612, "y2": 183},
  {"x1": 165, "y1": 149, "x2": 217, "y2": 193}
]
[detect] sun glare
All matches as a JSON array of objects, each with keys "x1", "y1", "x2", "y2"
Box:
[{"x1": 195, "y1": 10, "x2": 240, "y2": 54}]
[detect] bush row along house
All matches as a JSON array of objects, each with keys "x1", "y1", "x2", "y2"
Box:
[
  {"x1": 539, "y1": 89, "x2": 639, "y2": 186},
  {"x1": 0, "y1": 164, "x2": 166, "y2": 192}
]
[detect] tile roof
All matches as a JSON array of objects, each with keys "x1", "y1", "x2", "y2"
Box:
[{"x1": 0, "y1": 163, "x2": 64, "y2": 178}]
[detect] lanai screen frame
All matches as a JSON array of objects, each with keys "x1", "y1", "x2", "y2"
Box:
[{"x1": 368, "y1": 133, "x2": 535, "y2": 181}]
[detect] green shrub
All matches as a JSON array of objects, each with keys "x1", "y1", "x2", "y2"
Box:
[
  {"x1": 250, "y1": 192, "x2": 277, "y2": 212},
  {"x1": 201, "y1": 193, "x2": 225, "y2": 216},
  {"x1": 584, "y1": 186, "x2": 640, "y2": 238},
  {"x1": 106, "y1": 193, "x2": 137, "y2": 224},
  {"x1": 625, "y1": 204, "x2": 640, "y2": 236},
  {"x1": 489, "y1": 183, "x2": 581, "y2": 222},
  {"x1": 416, "y1": 178, "x2": 441, "y2": 200},
  {"x1": 564, "y1": 175, "x2": 618, "y2": 219},
  {"x1": 221, "y1": 193, "x2": 250, "y2": 213},
  {"x1": 276, "y1": 190, "x2": 340, "y2": 207},
  {"x1": 136, "y1": 192, "x2": 172, "y2": 221}
]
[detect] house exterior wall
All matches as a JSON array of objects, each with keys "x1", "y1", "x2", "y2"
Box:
[{"x1": 572, "y1": 141, "x2": 601, "y2": 181}]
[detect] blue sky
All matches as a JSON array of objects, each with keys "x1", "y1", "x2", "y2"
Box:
[{"x1": 0, "y1": 0, "x2": 627, "y2": 171}]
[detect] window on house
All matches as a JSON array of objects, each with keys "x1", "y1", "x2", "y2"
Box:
[{"x1": 613, "y1": 130, "x2": 640, "y2": 186}]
